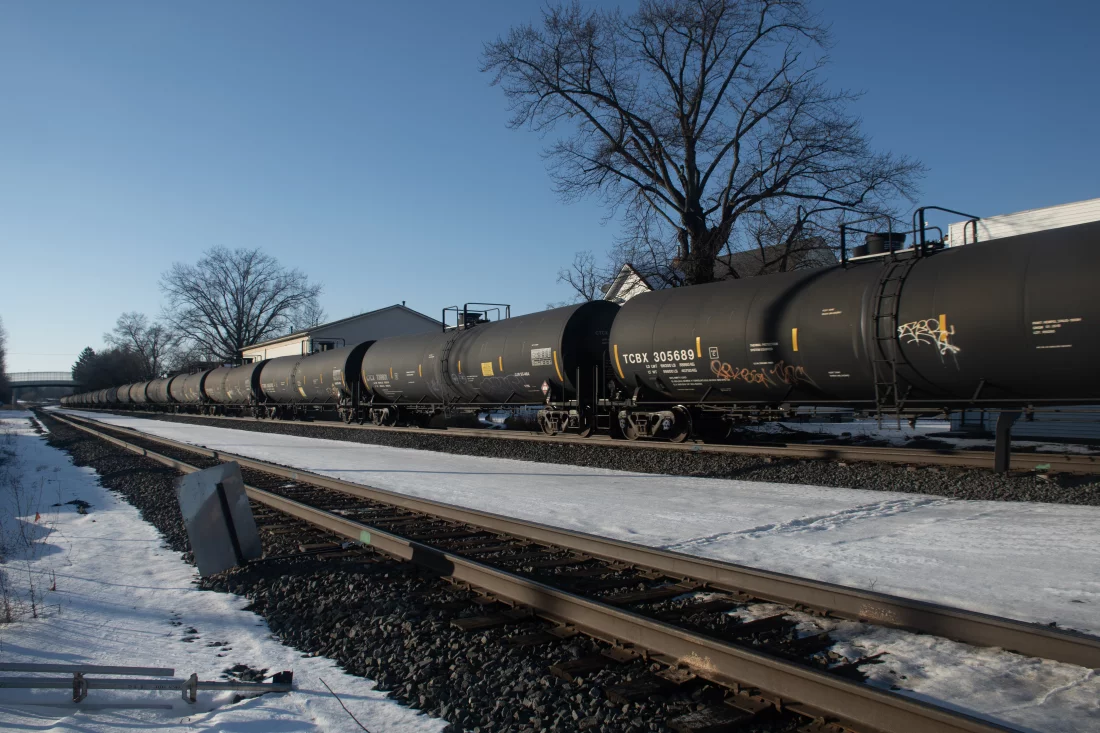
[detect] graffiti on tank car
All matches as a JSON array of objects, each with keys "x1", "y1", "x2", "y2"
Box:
[
  {"x1": 480, "y1": 374, "x2": 533, "y2": 399},
  {"x1": 771, "y1": 360, "x2": 817, "y2": 387},
  {"x1": 710, "y1": 360, "x2": 816, "y2": 387},
  {"x1": 711, "y1": 361, "x2": 772, "y2": 385},
  {"x1": 898, "y1": 316, "x2": 961, "y2": 359}
]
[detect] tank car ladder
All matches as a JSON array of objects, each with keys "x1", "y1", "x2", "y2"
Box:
[
  {"x1": 437, "y1": 330, "x2": 463, "y2": 410},
  {"x1": 871, "y1": 255, "x2": 919, "y2": 426}
]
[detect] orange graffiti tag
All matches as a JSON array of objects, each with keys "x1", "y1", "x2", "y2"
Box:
[{"x1": 710, "y1": 360, "x2": 816, "y2": 387}]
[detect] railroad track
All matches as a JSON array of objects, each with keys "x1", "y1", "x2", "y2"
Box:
[
  {"x1": 75, "y1": 407, "x2": 1100, "y2": 474},
  {"x1": 52, "y1": 412, "x2": 1100, "y2": 733}
]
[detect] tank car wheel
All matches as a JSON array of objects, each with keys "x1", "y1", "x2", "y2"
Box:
[
  {"x1": 538, "y1": 412, "x2": 557, "y2": 436},
  {"x1": 667, "y1": 406, "x2": 692, "y2": 444},
  {"x1": 620, "y1": 413, "x2": 641, "y2": 441},
  {"x1": 380, "y1": 407, "x2": 398, "y2": 427}
]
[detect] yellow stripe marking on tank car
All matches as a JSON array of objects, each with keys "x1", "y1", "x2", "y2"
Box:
[
  {"x1": 389, "y1": 367, "x2": 393, "y2": 379},
  {"x1": 418, "y1": 364, "x2": 422, "y2": 377},
  {"x1": 695, "y1": 336, "x2": 701, "y2": 358},
  {"x1": 552, "y1": 350, "x2": 563, "y2": 381},
  {"x1": 458, "y1": 360, "x2": 461, "y2": 374},
  {"x1": 499, "y1": 356, "x2": 503, "y2": 372},
  {"x1": 792, "y1": 328, "x2": 799, "y2": 352},
  {"x1": 939, "y1": 314, "x2": 948, "y2": 342},
  {"x1": 613, "y1": 344, "x2": 625, "y2": 379}
]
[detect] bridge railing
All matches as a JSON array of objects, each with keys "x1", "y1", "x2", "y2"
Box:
[{"x1": 7, "y1": 372, "x2": 78, "y2": 384}]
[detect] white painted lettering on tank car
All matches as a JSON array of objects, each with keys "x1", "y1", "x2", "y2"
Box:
[{"x1": 530, "y1": 347, "x2": 553, "y2": 366}]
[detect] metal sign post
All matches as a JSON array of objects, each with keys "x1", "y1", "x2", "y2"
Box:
[
  {"x1": 0, "y1": 663, "x2": 293, "y2": 706},
  {"x1": 175, "y1": 462, "x2": 262, "y2": 576}
]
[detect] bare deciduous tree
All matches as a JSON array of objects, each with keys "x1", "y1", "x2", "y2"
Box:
[
  {"x1": 555, "y1": 251, "x2": 604, "y2": 304},
  {"x1": 160, "y1": 247, "x2": 323, "y2": 361},
  {"x1": 292, "y1": 299, "x2": 328, "y2": 330},
  {"x1": 483, "y1": 0, "x2": 923, "y2": 285},
  {"x1": 103, "y1": 312, "x2": 179, "y2": 379}
]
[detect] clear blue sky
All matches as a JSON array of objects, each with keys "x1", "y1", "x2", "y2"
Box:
[{"x1": 2, "y1": 1, "x2": 1097, "y2": 373}]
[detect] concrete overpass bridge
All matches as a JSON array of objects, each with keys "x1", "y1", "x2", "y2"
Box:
[{"x1": 5, "y1": 372, "x2": 80, "y2": 403}]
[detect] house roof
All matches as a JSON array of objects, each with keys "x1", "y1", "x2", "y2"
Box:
[
  {"x1": 715, "y1": 237, "x2": 836, "y2": 278},
  {"x1": 243, "y1": 304, "x2": 442, "y2": 350},
  {"x1": 602, "y1": 263, "x2": 659, "y2": 302}
]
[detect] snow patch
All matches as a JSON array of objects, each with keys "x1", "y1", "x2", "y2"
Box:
[{"x1": 0, "y1": 413, "x2": 443, "y2": 732}]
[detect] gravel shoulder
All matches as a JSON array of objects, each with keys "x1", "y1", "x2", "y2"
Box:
[{"x1": 36, "y1": 411, "x2": 796, "y2": 733}]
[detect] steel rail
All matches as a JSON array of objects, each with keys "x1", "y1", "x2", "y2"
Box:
[
  {"x1": 53, "y1": 411, "x2": 1100, "y2": 671},
  {"x1": 52, "y1": 412, "x2": 1020, "y2": 733},
  {"x1": 75, "y1": 407, "x2": 1100, "y2": 474}
]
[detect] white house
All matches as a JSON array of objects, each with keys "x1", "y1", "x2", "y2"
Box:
[{"x1": 241, "y1": 304, "x2": 441, "y2": 362}]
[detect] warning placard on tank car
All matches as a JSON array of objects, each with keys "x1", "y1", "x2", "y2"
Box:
[{"x1": 530, "y1": 347, "x2": 552, "y2": 366}]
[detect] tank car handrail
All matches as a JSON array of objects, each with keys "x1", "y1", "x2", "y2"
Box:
[
  {"x1": 839, "y1": 213, "x2": 903, "y2": 265},
  {"x1": 913, "y1": 206, "x2": 980, "y2": 250},
  {"x1": 442, "y1": 303, "x2": 512, "y2": 331}
]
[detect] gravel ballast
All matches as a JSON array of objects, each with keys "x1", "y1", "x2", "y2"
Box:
[
  {"x1": 85, "y1": 410, "x2": 1100, "y2": 505},
  {"x1": 38, "y1": 411, "x2": 805, "y2": 732}
]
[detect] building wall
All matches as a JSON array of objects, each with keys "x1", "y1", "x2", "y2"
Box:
[
  {"x1": 948, "y1": 197, "x2": 1100, "y2": 246},
  {"x1": 242, "y1": 338, "x2": 310, "y2": 361},
  {"x1": 310, "y1": 308, "x2": 439, "y2": 346},
  {"x1": 240, "y1": 307, "x2": 440, "y2": 362}
]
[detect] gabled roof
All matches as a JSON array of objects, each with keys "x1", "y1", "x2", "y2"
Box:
[
  {"x1": 602, "y1": 263, "x2": 660, "y2": 303},
  {"x1": 244, "y1": 304, "x2": 442, "y2": 350},
  {"x1": 716, "y1": 237, "x2": 836, "y2": 278}
]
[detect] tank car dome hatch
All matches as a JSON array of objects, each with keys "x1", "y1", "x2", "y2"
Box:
[{"x1": 864, "y1": 232, "x2": 906, "y2": 255}]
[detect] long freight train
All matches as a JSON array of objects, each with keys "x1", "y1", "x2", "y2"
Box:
[{"x1": 63, "y1": 220, "x2": 1100, "y2": 442}]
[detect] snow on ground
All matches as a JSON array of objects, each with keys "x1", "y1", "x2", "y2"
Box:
[
  {"x1": 58, "y1": 409, "x2": 1100, "y2": 634},
  {"x1": 52, "y1": 409, "x2": 1100, "y2": 732},
  {"x1": 0, "y1": 411, "x2": 442, "y2": 733}
]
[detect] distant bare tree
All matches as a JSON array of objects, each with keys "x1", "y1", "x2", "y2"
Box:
[
  {"x1": 0, "y1": 317, "x2": 10, "y2": 404},
  {"x1": 160, "y1": 247, "x2": 323, "y2": 361},
  {"x1": 555, "y1": 251, "x2": 605, "y2": 303},
  {"x1": 483, "y1": 0, "x2": 922, "y2": 285},
  {"x1": 103, "y1": 312, "x2": 179, "y2": 379},
  {"x1": 291, "y1": 299, "x2": 327, "y2": 330}
]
